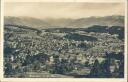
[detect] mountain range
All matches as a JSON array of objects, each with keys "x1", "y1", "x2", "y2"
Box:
[{"x1": 4, "y1": 15, "x2": 124, "y2": 28}]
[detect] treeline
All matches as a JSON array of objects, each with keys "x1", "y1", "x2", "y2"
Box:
[
  {"x1": 45, "y1": 28, "x2": 80, "y2": 33},
  {"x1": 88, "y1": 52, "x2": 124, "y2": 78},
  {"x1": 83, "y1": 25, "x2": 124, "y2": 40},
  {"x1": 64, "y1": 33, "x2": 97, "y2": 41},
  {"x1": 4, "y1": 24, "x2": 42, "y2": 35},
  {"x1": 5, "y1": 24, "x2": 124, "y2": 40}
]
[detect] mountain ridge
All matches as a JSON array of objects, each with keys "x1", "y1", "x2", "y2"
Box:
[{"x1": 4, "y1": 15, "x2": 124, "y2": 28}]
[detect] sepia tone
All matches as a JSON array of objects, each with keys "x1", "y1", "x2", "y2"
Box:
[{"x1": 3, "y1": 2, "x2": 125, "y2": 78}]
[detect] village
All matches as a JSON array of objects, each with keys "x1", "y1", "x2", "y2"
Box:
[{"x1": 4, "y1": 25, "x2": 124, "y2": 78}]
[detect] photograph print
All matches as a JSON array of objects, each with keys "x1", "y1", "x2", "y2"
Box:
[{"x1": 4, "y1": 2, "x2": 125, "y2": 78}]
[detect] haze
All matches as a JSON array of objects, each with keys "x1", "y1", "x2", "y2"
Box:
[{"x1": 4, "y1": 2, "x2": 125, "y2": 19}]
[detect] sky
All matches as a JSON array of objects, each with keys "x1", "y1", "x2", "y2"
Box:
[{"x1": 4, "y1": 2, "x2": 125, "y2": 19}]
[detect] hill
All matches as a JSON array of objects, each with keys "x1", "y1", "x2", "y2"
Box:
[{"x1": 4, "y1": 15, "x2": 124, "y2": 28}]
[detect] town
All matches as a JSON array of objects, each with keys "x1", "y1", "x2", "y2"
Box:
[{"x1": 4, "y1": 24, "x2": 124, "y2": 78}]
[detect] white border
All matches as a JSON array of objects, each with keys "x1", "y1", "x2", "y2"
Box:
[
  {"x1": 124, "y1": 0, "x2": 128, "y2": 80},
  {"x1": 0, "y1": 0, "x2": 127, "y2": 82},
  {"x1": 0, "y1": 0, "x2": 4, "y2": 80},
  {"x1": 4, "y1": 0, "x2": 125, "y2": 3}
]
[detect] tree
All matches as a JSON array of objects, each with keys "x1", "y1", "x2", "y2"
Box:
[
  {"x1": 52, "y1": 58, "x2": 74, "y2": 74},
  {"x1": 101, "y1": 52, "x2": 111, "y2": 77},
  {"x1": 85, "y1": 61, "x2": 89, "y2": 67},
  {"x1": 14, "y1": 65, "x2": 23, "y2": 74},
  {"x1": 89, "y1": 59, "x2": 100, "y2": 77},
  {"x1": 100, "y1": 59, "x2": 111, "y2": 77},
  {"x1": 118, "y1": 60, "x2": 124, "y2": 78},
  {"x1": 33, "y1": 61, "x2": 41, "y2": 70},
  {"x1": 4, "y1": 63, "x2": 13, "y2": 75}
]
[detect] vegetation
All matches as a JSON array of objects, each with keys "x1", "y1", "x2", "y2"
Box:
[
  {"x1": 82, "y1": 25, "x2": 124, "y2": 40},
  {"x1": 88, "y1": 52, "x2": 124, "y2": 78},
  {"x1": 4, "y1": 24, "x2": 124, "y2": 78},
  {"x1": 64, "y1": 33, "x2": 97, "y2": 41}
]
